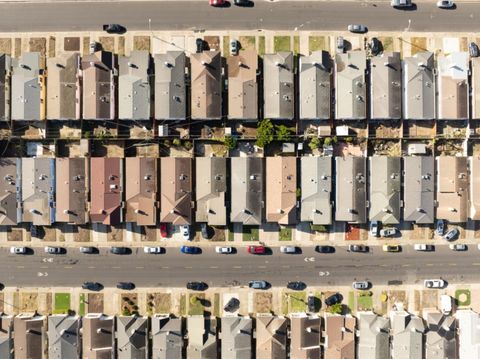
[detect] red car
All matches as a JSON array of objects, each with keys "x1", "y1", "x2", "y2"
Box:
[
  {"x1": 248, "y1": 245, "x2": 266, "y2": 255},
  {"x1": 209, "y1": 0, "x2": 225, "y2": 6},
  {"x1": 160, "y1": 224, "x2": 168, "y2": 238}
]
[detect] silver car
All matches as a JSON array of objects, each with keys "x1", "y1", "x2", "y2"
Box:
[
  {"x1": 280, "y1": 246, "x2": 297, "y2": 254},
  {"x1": 352, "y1": 281, "x2": 370, "y2": 290},
  {"x1": 347, "y1": 24, "x2": 367, "y2": 34}
]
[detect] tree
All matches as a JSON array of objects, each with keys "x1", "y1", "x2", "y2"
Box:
[
  {"x1": 323, "y1": 137, "x2": 332, "y2": 146},
  {"x1": 224, "y1": 136, "x2": 237, "y2": 150},
  {"x1": 256, "y1": 119, "x2": 274, "y2": 148},
  {"x1": 276, "y1": 124, "x2": 291, "y2": 142},
  {"x1": 172, "y1": 138, "x2": 181, "y2": 146},
  {"x1": 184, "y1": 141, "x2": 193, "y2": 150},
  {"x1": 308, "y1": 137, "x2": 322, "y2": 150},
  {"x1": 328, "y1": 303, "x2": 343, "y2": 315},
  {"x1": 190, "y1": 296, "x2": 198, "y2": 305}
]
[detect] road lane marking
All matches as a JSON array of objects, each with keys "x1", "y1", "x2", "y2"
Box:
[
  {"x1": 185, "y1": 266, "x2": 193, "y2": 269},
  {"x1": 233, "y1": 266, "x2": 242, "y2": 269},
  {"x1": 16, "y1": 266, "x2": 24, "y2": 269},
  {"x1": 40, "y1": 266, "x2": 48, "y2": 269},
  {"x1": 448, "y1": 263, "x2": 457, "y2": 266},
  {"x1": 402, "y1": 264, "x2": 410, "y2": 267},
  {"x1": 135, "y1": 266, "x2": 144, "y2": 269},
  {"x1": 209, "y1": 266, "x2": 218, "y2": 269},
  {"x1": 64, "y1": 266, "x2": 72, "y2": 269},
  {"x1": 426, "y1": 263, "x2": 434, "y2": 266},
  {"x1": 88, "y1": 266, "x2": 96, "y2": 269},
  {"x1": 258, "y1": 266, "x2": 267, "y2": 269},
  {"x1": 162, "y1": 266, "x2": 169, "y2": 269},
  {"x1": 473, "y1": 263, "x2": 480, "y2": 266},
  {"x1": 282, "y1": 265, "x2": 290, "y2": 268},
  {"x1": 113, "y1": 266, "x2": 120, "y2": 269}
]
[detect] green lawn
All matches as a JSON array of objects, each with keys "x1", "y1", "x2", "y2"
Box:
[
  {"x1": 79, "y1": 294, "x2": 85, "y2": 316},
  {"x1": 293, "y1": 36, "x2": 300, "y2": 55},
  {"x1": 279, "y1": 227, "x2": 292, "y2": 241},
  {"x1": 455, "y1": 289, "x2": 471, "y2": 306},
  {"x1": 309, "y1": 36, "x2": 327, "y2": 53},
  {"x1": 274, "y1": 36, "x2": 291, "y2": 52},
  {"x1": 311, "y1": 224, "x2": 328, "y2": 233},
  {"x1": 258, "y1": 36, "x2": 265, "y2": 56},
  {"x1": 283, "y1": 291, "x2": 306, "y2": 313},
  {"x1": 243, "y1": 226, "x2": 259, "y2": 241},
  {"x1": 357, "y1": 294, "x2": 373, "y2": 310},
  {"x1": 188, "y1": 294, "x2": 205, "y2": 316},
  {"x1": 228, "y1": 226, "x2": 235, "y2": 241},
  {"x1": 54, "y1": 293, "x2": 70, "y2": 314},
  {"x1": 348, "y1": 291, "x2": 355, "y2": 313}
]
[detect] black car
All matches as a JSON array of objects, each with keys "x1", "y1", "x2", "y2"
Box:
[
  {"x1": 201, "y1": 223, "x2": 211, "y2": 239},
  {"x1": 287, "y1": 281, "x2": 306, "y2": 291},
  {"x1": 186, "y1": 281, "x2": 208, "y2": 291},
  {"x1": 102, "y1": 24, "x2": 127, "y2": 34},
  {"x1": 307, "y1": 296, "x2": 317, "y2": 312},
  {"x1": 370, "y1": 37, "x2": 381, "y2": 55},
  {"x1": 348, "y1": 245, "x2": 369, "y2": 253},
  {"x1": 325, "y1": 293, "x2": 343, "y2": 306},
  {"x1": 111, "y1": 247, "x2": 129, "y2": 255},
  {"x1": 315, "y1": 245, "x2": 334, "y2": 253},
  {"x1": 234, "y1": 0, "x2": 250, "y2": 5},
  {"x1": 117, "y1": 282, "x2": 135, "y2": 290},
  {"x1": 82, "y1": 282, "x2": 102, "y2": 291},
  {"x1": 224, "y1": 297, "x2": 240, "y2": 312},
  {"x1": 196, "y1": 38, "x2": 204, "y2": 53}
]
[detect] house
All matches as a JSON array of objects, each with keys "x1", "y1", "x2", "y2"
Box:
[
  {"x1": 0, "y1": 314, "x2": 13, "y2": 359},
  {"x1": 369, "y1": 156, "x2": 401, "y2": 224},
  {"x1": 299, "y1": 51, "x2": 331, "y2": 120},
  {"x1": 82, "y1": 313, "x2": 114, "y2": 358},
  {"x1": 370, "y1": 52, "x2": 402, "y2": 120},
  {"x1": 290, "y1": 314, "x2": 321, "y2": 359},
  {"x1": 300, "y1": 156, "x2": 332, "y2": 225},
  {"x1": 402, "y1": 51, "x2": 435, "y2": 120},
  {"x1": 227, "y1": 50, "x2": 258, "y2": 120},
  {"x1": 437, "y1": 52, "x2": 469, "y2": 120},
  {"x1": 55, "y1": 158, "x2": 88, "y2": 225},
  {"x1": 13, "y1": 314, "x2": 45, "y2": 359},
  {"x1": 266, "y1": 157, "x2": 297, "y2": 225},
  {"x1": 263, "y1": 52, "x2": 294, "y2": 120},
  {"x1": 159, "y1": 157, "x2": 193, "y2": 225},
  {"x1": 230, "y1": 157, "x2": 264, "y2": 225},
  {"x1": 424, "y1": 311, "x2": 457, "y2": 359},
  {"x1": 195, "y1": 157, "x2": 227, "y2": 226},
  {"x1": 125, "y1": 157, "x2": 157, "y2": 226},
  {"x1": 403, "y1": 156, "x2": 434, "y2": 224},
  {"x1": 221, "y1": 316, "x2": 252, "y2": 359},
  {"x1": 20, "y1": 157, "x2": 55, "y2": 225},
  {"x1": 390, "y1": 309, "x2": 425, "y2": 359},
  {"x1": 81, "y1": 51, "x2": 116, "y2": 120},
  {"x1": 11, "y1": 52, "x2": 45, "y2": 121},
  {"x1": 324, "y1": 314, "x2": 356, "y2": 359},
  {"x1": 436, "y1": 156, "x2": 468, "y2": 223},
  {"x1": 118, "y1": 51, "x2": 151, "y2": 120},
  {"x1": 469, "y1": 157, "x2": 480, "y2": 220},
  {"x1": 191, "y1": 51, "x2": 222, "y2": 120},
  {"x1": 187, "y1": 316, "x2": 217, "y2": 359},
  {"x1": 116, "y1": 315, "x2": 148, "y2": 359},
  {"x1": 335, "y1": 156, "x2": 367, "y2": 223},
  {"x1": 334, "y1": 51, "x2": 367, "y2": 120},
  {"x1": 0, "y1": 54, "x2": 11, "y2": 121},
  {"x1": 255, "y1": 315, "x2": 287, "y2": 359},
  {"x1": 47, "y1": 315, "x2": 80, "y2": 359},
  {"x1": 46, "y1": 53, "x2": 80, "y2": 120},
  {"x1": 457, "y1": 309, "x2": 480, "y2": 359},
  {"x1": 89, "y1": 157, "x2": 123, "y2": 225},
  {"x1": 151, "y1": 316, "x2": 183, "y2": 359},
  {"x1": 357, "y1": 311, "x2": 390, "y2": 359},
  {"x1": 0, "y1": 158, "x2": 20, "y2": 225},
  {"x1": 472, "y1": 58, "x2": 480, "y2": 120},
  {"x1": 154, "y1": 51, "x2": 186, "y2": 120}
]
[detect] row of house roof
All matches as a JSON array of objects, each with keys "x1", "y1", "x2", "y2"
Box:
[{"x1": 1, "y1": 49, "x2": 478, "y2": 121}]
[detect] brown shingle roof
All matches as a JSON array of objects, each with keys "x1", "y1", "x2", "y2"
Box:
[{"x1": 266, "y1": 157, "x2": 297, "y2": 224}]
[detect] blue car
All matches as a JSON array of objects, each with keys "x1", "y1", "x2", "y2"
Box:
[{"x1": 181, "y1": 246, "x2": 200, "y2": 254}]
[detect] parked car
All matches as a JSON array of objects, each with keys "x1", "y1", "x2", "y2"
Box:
[
  {"x1": 424, "y1": 279, "x2": 445, "y2": 289},
  {"x1": 10, "y1": 246, "x2": 27, "y2": 254},
  {"x1": 391, "y1": 0, "x2": 413, "y2": 8},
  {"x1": 307, "y1": 295, "x2": 317, "y2": 312},
  {"x1": 224, "y1": 297, "x2": 240, "y2": 312},
  {"x1": 470, "y1": 42, "x2": 479, "y2": 57},
  {"x1": 347, "y1": 24, "x2": 367, "y2": 34},
  {"x1": 382, "y1": 244, "x2": 401, "y2": 252},
  {"x1": 336, "y1": 36, "x2": 345, "y2": 54},
  {"x1": 180, "y1": 225, "x2": 190, "y2": 240},
  {"x1": 79, "y1": 246, "x2": 96, "y2": 254},
  {"x1": 180, "y1": 246, "x2": 200, "y2": 254},
  {"x1": 287, "y1": 281, "x2": 306, "y2": 291},
  {"x1": 200, "y1": 223, "x2": 211, "y2": 239},
  {"x1": 436, "y1": 220, "x2": 445, "y2": 236},
  {"x1": 380, "y1": 228, "x2": 397, "y2": 237},
  {"x1": 436, "y1": 0, "x2": 454, "y2": 8},
  {"x1": 102, "y1": 24, "x2": 127, "y2": 34},
  {"x1": 195, "y1": 38, "x2": 204, "y2": 53},
  {"x1": 450, "y1": 243, "x2": 467, "y2": 251},
  {"x1": 249, "y1": 280, "x2": 268, "y2": 289},
  {"x1": 348, "y1": 245, "x2": 369, "y2": 253},
  {"x1": 215, "y1": 246, "x2": 234, "y2": 254},
  {"x1": 315, "y1": 245, "x2": 334, "y2": 253},
  {"x1": 82, "y1": 282, "x2": 102, "y2": 291},
  {"x1": 370, "y1": 221, "x2": 379, "y2": 237},
  {"x1": 444, "y1": 228, "x2": 459, "y2": 242},
  {"x1": 160, "y1": 223, "x2": 168, "y2": 238},
  {"x1": 230, "y1": 39, "x2": 239, "y2": 56},
  {"x1": 248, "y1": 245, "x2": 266, "y2": 255},
  {"x1": 89, "y1": 41, "x2": 101, "y2": 54},
  {"x1": 280, "y1": 246, "x2": 297, "y2": 254},
  {"x1": 144, "y1": 246, "x2": 164, "y2": 254},
  {"x1": 186, "y1": 281, "x2": 208, "y2": 291},
  {"x1": 441, "y1": 294, "x2": 452, "y2": 314},
  {"x1": 117, "y1": 282, "x2": 135, "y2": 290},
  {"x1": 352, "y1": 281, "x2": 370, "y2": 290},
  {"x1": 234, "y1": 0, "x2": 250, "y2": 6},
  {"x1": 414, "y1": 243, "x2": 434, "y2": 251},
  {"x1": 209, "y1": 0, "x2": 225, "y2": 6},
  {"x1": 110, "y1": 247, "x2": 128, "y2": 255},
  {"x1": 45, "y1": 246, "x2": 62, "y2": 254},
  {"x1": 369, "y1": 37, "x2": 381, "y2": 55},
  {"x1": 325, "y1": 293, "x2": 343, "y2": 306}
]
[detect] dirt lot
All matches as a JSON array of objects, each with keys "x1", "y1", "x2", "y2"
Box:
[
  {"x1": 134, "y1": 36, "x2": 150, "y2": 51},
  {"x1": 121, "y1": 293, "x2": 139, "y2": 315},
  {"x1": 29, "y1": 38, "x2": 46, "y2": 57},
  {"x1": 87, "y1": 293, "x2": 104, "y2": 313},
  {"x1": 64, "y1": 37, "x2": 80, "y2": 52},
  {"x1": 7, "y1": 228, "x2": 23, "y2": 242},
  {"x1": 406, "y1": 121, "x2": 436, "y2": 138},
  {"x1": 421, "y1": 290, "x2": 438, "y2": 310},
  {"x1": 409, "y1": 224, "x2": 434, "y2": 241},
  {"x1": 20, "y1": 293, "x2": 38, "y2": 312},
  {"x1": 99, "y1": 36, "x2": 114, "y2": 52},
  {"x1": 255, "y1": 292, "x2": 273, "y2": 314},
  {"x1": 146, "y1": 293, "x2": 171, "y2": 315}
]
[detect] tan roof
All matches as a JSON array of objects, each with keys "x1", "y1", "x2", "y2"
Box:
[
  {"x1": 13, "y1": 314, "x2": 44, "y2": 359},
  {"x1": 324, "y1": 314, "x2": 356, "y2": 359},
  {"x1": 46, "y1": 53, "x2": 80, "y2": 120},
  {"x1": 227, "y1": 50, "x2": 258, "y2": 119},
  {"x1": 0, "y1": 158, "x2": 19, "y2": 225},
  {"x1": 191, "y1": 51, "x2": 222, "y2": 119},
  {"x1": 82, "y1": 314, "x2": 114, "y2": 359},
  {"x1": 81, "y1": 51, "x2": 115, "y2": 120},
  {"x1": 266, "y1": 157, "x2": 297, "y2": 224},
  {"x1": 187, "y1": 316, "x2": 217, "y2": 359},
  {"x1": 469, "y1": 157, "x2": 480, "y2": 220},
  {"x1": 0, "y1": 314, "x2": 12, "y2": 359},
  {"x1": 125, "y1": 157, "x2": 157, "y2": 226},
  {"x1": 89, "y1": 158, "x2": 123, "y2": 225},
  {"x1": 436, "y1": 156, "x2": 468, "y2": 223},
  {"x1": 55, "y1": 158, "x2": 88, "y2": 224},
  {"x1": 160, "y1": 157, "x2": 192, "y2": 225},
  {"x1": 255, "y1": 315, "x2": 287, "y2": 359},
  {"x1": 0, "y1": 54, "x2": 11, "y2": 121},
  {"x1": 289, "y1": 314, "x2": 321, "y2": 359}
]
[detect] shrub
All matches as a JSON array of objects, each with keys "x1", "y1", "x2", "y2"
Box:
[
  {"x1": 190, "y1": 296, "x2": 198, "y2": 305},
  {"x1": 345, "y1": 136, "x2": 353, "y2": 143},
  {"x1": 163, "y1": 139, "x2": 171, "y2": 148},
  {"x1": 308, "y1": 137, "x2": 321, "y2": 150},
  {"x1": 328, "y1": 303, "x2": 342, "y2": 314},
  {"x1": 224, "y1": 136, "x2": 237, "y2": 150},
  {"x1": 172, "y1": 138, "x2": 181, "y2": 146},
  {"x1": 276, "y1": 124, "x2": 291, "y2": 141},
  {"x1": 256, "y1": 119, "x2": 274, "y2": 148},
  {"x1": 324, "y1": 137, "x2": 332, "y2": 146},
  {"x1": 184, "y1": 141, "x2": 193, "y2": 150}
]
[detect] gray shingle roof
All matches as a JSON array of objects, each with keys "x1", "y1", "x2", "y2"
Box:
[
  {"x1": 390, "y1": 310, "x2": 425, "y2": 359},
  {"x1": 187, "y1": 316, "x2": 217, "y2": 359},
  {"x1": 403, "y1": 156, "x2": 434, "y2": 223},
  {"x1": 425, "y1": 311, "x2": 457, "y2": 359},
  {"x1": 151, "y1": 316, "x2": 183, "y2": 359},
  {"x1": 0, "y1": 158, "x2": 19, "y2": 225},
  {"x1": 370, "y1": 52, "x2": 401, "y2": 120},
  {"x1": 47, "y1": 315, "x2": 80, "y2": 359},
  {"x1": 116, "y1": 316, "x2": 148, "y2": 359},
  {"x1": 357, "y1": 312, "x2": 390, "y2": 359},
  {"x1": 263, "y1": 52, "x2": 294, "y2": 120},
  {"x1": 0, "y1": 54, "x2": 11, "y2": 121},
  {"x1": 221, "y1": 317, "x2": 252, "y2": 359}
]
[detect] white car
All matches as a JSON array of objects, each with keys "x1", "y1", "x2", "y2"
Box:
[
  {"x1": 437, "y1": 0, "x2": 454, "y2": 8},
  {"x1": 144, "y1": 246, "x2": 164, "y2": 254},
  {"x1": 414, "y1": 244, "x2": 434, "y2": 252},
  {"x1": 215, "y1": 246, "x2": 233, "y2": 254},
  {"x1": 280, "y1": 246, "x2": 297, "y2": 254},
  {"x1": 352, "y1": 281, "x2": 370, "y2": 290},
  {"x1": 180, "y1": 225, "x2": 190, "y2": 240},
  {"x1": 424, "y1": 279, "x2": 445, "y2": 289},
  {"x1": 10, "y1": 246, "x2": 27, "y2": 254},
  {"x1": 450, "y1": 243, "x2": 467, "y2": 251},
  {"x1": 380, "y1": 228, "x2": 397, "y2": 237}
]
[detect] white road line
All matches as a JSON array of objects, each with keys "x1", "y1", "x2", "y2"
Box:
[
  {"x1": 135, "y1": 266, "x2": 144, "y2": 269},
  {"x1": 426, "y1": 263, "x2": 434, "y2": 266},
  {"x1": 113, "y1": 266, "x2": 120, "y2": 269},
  {"x1": 448, "y1": 263, "x2": 457, "y2": 266},
  {"x1": 233, "y1": 266, "x2": 242, "y2": 269},
  {"x1": 40, "y1": 266, "x2": 48, "y2": 269},
  {"x1": 209, "y1": 266, "x2": 218, "y2": 269},
  {"x1": 258, "y1": 265, "x2": 267, "y2": 269},
  {"x1": 282, "y1": 265, "x2": 290, "y2": 268},
  {"x1": 402, "y1": 264, "x2": 410, "y2": 267},
  {"x1": 162, "y1": 266, "x2": 169, "y2": 269},
  {"x1": 88, "y1": 266, "x2": 96, "y2": 269},
  {"x1": 473, "y1": 263, "x2": 480, "y2": 266},
  {"x1": 64, "y1": 266, "x2": 72, "y2": 269},
  {"x1": 16, "y1": 265, "x2": 24, "y2": 269},
  {"x1": 185, "y1": 266, "x2": 193, "y2": 269}
]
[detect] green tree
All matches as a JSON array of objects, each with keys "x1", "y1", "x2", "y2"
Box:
[
  {"x1": 256, "y1": 119, "x2": 274, "y2": 148},
  {"x1": 324, "y1": 137, "x2": 332, "y2": 146},
  {"x1": 224, "y1": 136, "x2": 237, "y2": 150},
  {"x1": 308, "y1": 137, "x2": 321, "y2": 150},
  {"x1": 276, "y1": 124, "x2": 291, "y2": 142},
  {"x1": 328, "y1": 303, "x2": 343, "y2": 314},
  {"x1": 184, "y1": 141, "x2": 193, "y2": 150},
  {"x1": 190, "y1": 296, "x2": 198, "y2": 305},
  {"x1": 345, "y1": 136, "x2": 353, "y2": 143},
  {"x1": 172, "y1": 138, "x2": 181, "y2": 146}
]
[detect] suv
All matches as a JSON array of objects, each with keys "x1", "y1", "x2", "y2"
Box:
[
  {"x1": 200, "y1": 223, "x2": 210, "y2": 239},
  {"x1": 424, "y1": 279, "x2": 445, "y2": 289},
  {"x1": 348, "y1": 245, "x2": 369, "y2": 253},
  {"x1": 45, "y1": 246, "x2": 62, "y2": 254},
  {"x1": 82, "y1": 282, "x2": 102, "y2": 291},
  {"x1": 437, "y1": 0, "x2": 454, "y2": 8},
  {"x1": 380, "y1": 228, "x2": 397, "y2": 237},
  {"x1": 79, "y1": 246, "x2": 96, "y2": 254},
  {"x1": 370, "y1": 221, "x2": 379, "y2": 237},
  {"x1": 450, "y1": 243, "x2": 467, "y2": 251},
  {"x1": 352, "y1": 281, "x2": 370, "y2": 290},
  {"x1": 186, "y1": 281, "x2": 208, "y2": 291},
  {"x1": 224, "y1": 297, "x2": 240, "y2": 312},
  {"x1": 117, "y1": 282, "x2": 135, "y2": 290},
  {"x1": 436, "y1": 220, "x2": 446, "y2": 236},
  {"x1": 195, "y1": 38, "x2": 204, "y2": 53},
  {"x1": 307, "y1": 296, "x2": 316, "y2": 312},
  {"x1": 370, "y1": 37, "x2": 381, "y2": 55},
  {"x1": 444, "y1": 228, "x2": 459, "y2": 242},
  {"x1": 248, "y1": 245, "x2": 266, "y2": 255},
  {"x1": 325, "y1": 293, "x2": 343, "y2": 306},
  {"x1": 248, "y1": 280, "x2": 268, "y2": 289},
  {"x1": 181, "y1": 246, "x2": 200, "y2": 254},
  {"x1": 110, "y1": 247, "x2": 128, "y2": 255},
  {"x1": 280, "y1": 246, "x2": 297, "y2": 254},
  {"x1": 414, "y1": 244, "x2": 434, "y2": 252},
  {"x1": 10, "y1": 246, "x2": 27, "y2": 254},
  {"x1": 215, "y1": 246, "x2": 233, "y2": 254}
]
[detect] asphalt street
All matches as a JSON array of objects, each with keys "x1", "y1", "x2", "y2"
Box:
[
  {"x1": 1, "y1": 245, "x2": 477, "y2": 288},
  {"x1": 0, "y1": 1, "x2": 479, "y2": 32}
]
